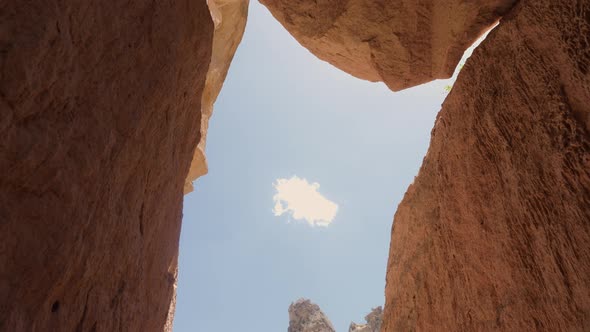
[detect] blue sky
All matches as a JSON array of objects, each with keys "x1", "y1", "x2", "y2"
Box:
[{"x1": 174, "y1": 2, "x2": 471, "y2": 331}]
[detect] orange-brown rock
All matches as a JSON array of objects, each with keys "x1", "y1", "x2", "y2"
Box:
[
  {"x1": 258, "y1": 0, "x2": 517, "y2": 91},
  {"x1": 0, "y1": 1, "x2": 213, "y2": 331},
  {"x1": 384, "y1": 1, "x2": 590, "y2": 330}
]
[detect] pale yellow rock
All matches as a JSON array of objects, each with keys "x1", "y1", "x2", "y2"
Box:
[{"x1": 184, "y1": 0, "x2": 250, "y2": 193}]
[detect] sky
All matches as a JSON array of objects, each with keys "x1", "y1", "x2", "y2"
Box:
[{"x1": 174, "y1": 2, "x2": 476, "y2": 331}]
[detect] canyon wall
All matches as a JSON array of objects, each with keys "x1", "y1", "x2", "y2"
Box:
[
  {"x1": 259, "y1": 0, "x2": 516, "y2": 91},
  {"x1": 2, "y1": 0, "x2": 589, "y2": 330},
  {"x1": 384, "y1": 0, "x2": 590, "y2": 330},
  {"x1": 0, "y1": 1, "x2": 216, "y2": 330}
]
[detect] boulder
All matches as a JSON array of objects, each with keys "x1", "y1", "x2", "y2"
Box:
[{"x1": 259, "y1": 0, "x2": 517, "y2": 90}]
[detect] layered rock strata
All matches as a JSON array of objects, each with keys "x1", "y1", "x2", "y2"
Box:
[
  {"x1": 259, "y1": 0, "x2": 517, "y2": 90},
  {"x1": 384, "y1": 0, "x2": 590, "y2": 330},
  {"x1": 0, "y1": 1, "x2": 217, "y2": 330}
]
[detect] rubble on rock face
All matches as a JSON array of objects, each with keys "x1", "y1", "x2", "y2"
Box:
[
  {"x1": 288, "y1": 299, "x2": 336, "y2": 332},
  {"x1": 259, "y1": 0, "x2": 517, "y2": 91},
  {"x1": 349, "y1": 307, "x2": 382, "y2": 332},
  {"x1": 384, "y1": 1, "x2": 590, "y2": 330}
]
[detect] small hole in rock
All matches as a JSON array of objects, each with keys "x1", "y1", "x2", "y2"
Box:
[{"x1": 51, "y1": 301, "x2": 60, "y2": 313}]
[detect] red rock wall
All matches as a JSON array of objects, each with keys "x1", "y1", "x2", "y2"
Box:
[
  {"x1": 384, "y1": 0, "x2": 590, "y2": 330},
  {"x1": 0, "y1": 1, "x2": 213, "y2": 330}
]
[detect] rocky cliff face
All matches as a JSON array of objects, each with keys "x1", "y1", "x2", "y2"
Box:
[
  {"x1": 384, "y1": 0, "x2": 590, "y2": 330},
  {"x1": 288, "y1": 299, "x2": 336, "y2": 332},
  {"x1": 0, "y1": 1, "x2": 222, "y2": 330},
  {"x1": 259, "y1": 0, "x2": 517, "y2": 91},
  {"x1": 348, "y1": 307, "x2": 382, "y2": 332}
]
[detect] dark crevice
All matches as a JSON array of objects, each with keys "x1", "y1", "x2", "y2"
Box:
[{"x1": 51, "y1": 301, "x2": 60, "y2": 313}]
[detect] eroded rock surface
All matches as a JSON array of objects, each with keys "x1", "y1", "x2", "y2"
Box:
[
  {"x1": 184, "y1": 0, "x2": 249, "y2": 193},
  {"x1": 384, "y1": 0, "x2": 590, "y2": 330},
  {"x1": 259, "y1": 0, "x2": 517, "y2": 90},
  {"x1": 288, "y1": 299, "x2": 335, "y2": 332},
  {"x1": 0, "y1": 1, "x2": 214, "y2": 330},
  {"x1": 348, "y1": 307, "x2": 382, "y2": 332}
]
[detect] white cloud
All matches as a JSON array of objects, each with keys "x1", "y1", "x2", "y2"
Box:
[{"x1": 272, "y1": 176, "x2": 338, "y2": 227}]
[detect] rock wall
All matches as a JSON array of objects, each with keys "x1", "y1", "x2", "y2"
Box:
[
  {"x1": 384, "y1": 0, "x2": 590, "y2": 330},
  {"x1": 259, "y1": 0, "x2": 516, "y2": 90},
  {"x1": 0, "y1": 1, "x2": 214, "y2": 331}
]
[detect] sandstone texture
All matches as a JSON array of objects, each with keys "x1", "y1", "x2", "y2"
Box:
[
  {"x1": 384, "y1": 0, "x2": 590, "y2": 331},
  {"x1": 259, "y1": 0, "x2": 517, "y2": 91},
  {"x1": 288, "y1": 299, "x2": 335, "y2": 332},
  {"x1": 0, "y1": 1, "x2": 214, "y2": 331},
  {"x1": 348, "y1": 306, "x2": 382, "y2": 332},
  {"x1": 184, "y1": 0, "x2": 249, "y2": 193}
]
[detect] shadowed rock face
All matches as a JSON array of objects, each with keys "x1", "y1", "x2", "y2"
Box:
[
  {"x1": 384, "y1": 0, "x2": 590, "y2": 330},
  {"x1": 0, "y1": 1, "x2": 213, "y2": 330},
  {"x1": 258, "y1": 0, "x2": 517, "y2": 91}
]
